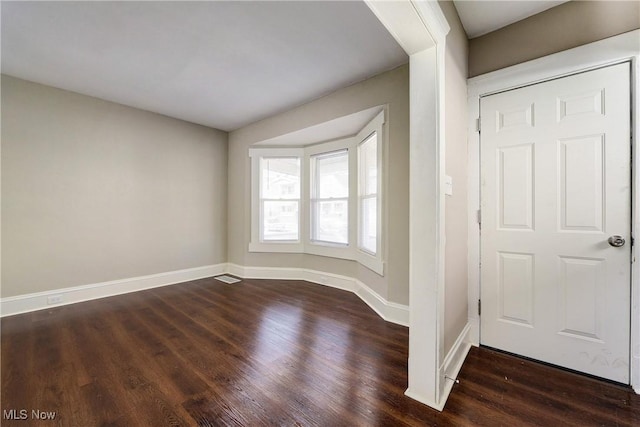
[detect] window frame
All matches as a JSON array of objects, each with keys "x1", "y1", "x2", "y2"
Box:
[
  {"x1": 310, "y1": 148, "x2": 350, "y2": 247},
  {"x1": 304, "y1": 137, "x2": 355, "y2": 260},
  {"x1": 259, "y1": 157, "x2": 301, "y2": 243},
  {"x1": 358, "y1": 133, "x2": 378, "y2": 255},
  {"x1": 248, "y1": 110, "x2": 385, "y2": 276},
  {"x1": 249, "y1": 148, "x2": 304, "y2": 253},
  {"x1": 356, "y1": 111, "x2": 385, "y2": 274}
]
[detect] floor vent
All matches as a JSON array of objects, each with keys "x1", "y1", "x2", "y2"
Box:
[{"x1": 214, "y1": 275, "x2": 241, "y2": 284}]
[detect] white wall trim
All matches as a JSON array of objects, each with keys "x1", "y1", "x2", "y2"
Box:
[
  {"x1": 467, "y1": 30, "x2": 640, "y2": 393},
  {"x1": 410, "y1": 323, "x2": 471, "y2": 411},
  {"x1": 0, "y1": 264, "x2": 227, "y2": 317},
  {"x1": 364, "y1": 0, "x2": 435, "y2": 55},
  {"x1": 366, "y1": 0, "x2": 450, "y2": 411},
  {"x1": 412, "y1": 0, "x2": 450, "y2": 45},
  {"x1": 467, "y1": 317, "x2": 480, "y2": 346},
  {"x1": 227, "y1": 263, "x2": 409, "y2": 326},
  {"x1": 354, "y1": 279, "x2": 409, "y2": 326},
  {"x1": 438, "y1": 323, "x2": 472, "y2": 410},
  {"x1": 1, "y1": 262, "x2": 409, "y2": 328}
]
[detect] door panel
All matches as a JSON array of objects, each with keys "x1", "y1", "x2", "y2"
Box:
[
  {"x1": 480, "y1": 63, "x2": 631, "y2": 383},
  {"x1": 498, "y1": 251, "x2": 534, "y2": 325},
  {"x1": 559, "y1": 135, "x2": 604, "y2": 231},
  {"x1": 557, "y1": 256, "x2": 605, "y2": 341},
  {"x1": 498, "y1": 144, "x2": 534, "y2": 230}
]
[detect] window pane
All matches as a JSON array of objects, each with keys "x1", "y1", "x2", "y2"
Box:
[
  {"x1": 315, "y1": 151, "x2": 348, "y2": 198},
  {"x1": 263, "y1": 201, "x2": 299, "y2": 241},
  {"x1": 261, "y1": 158, "x2": 300, "y2": 199},
  {"x1": 312, "y1": 200, "x2": 348, "y2": 244},
  {"x1": 361, "y1": 133, "x2": 377, "y2": 196},
  {"x1": 360, "y1": 197, "x2": 377, "y2": 254}
]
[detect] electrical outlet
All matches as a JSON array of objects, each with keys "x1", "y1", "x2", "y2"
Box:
[{"x1": 47, "y1": 295, "x2": 64, "y2": 305}]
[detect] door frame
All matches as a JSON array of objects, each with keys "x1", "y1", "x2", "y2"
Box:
[{"x1": 467, "y1": 30, "x2": 640, "y2": 392}]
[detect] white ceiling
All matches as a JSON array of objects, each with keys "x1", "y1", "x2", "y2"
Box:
[
  {"x1": 453, "y1": 0, "x2": 569, "y2": 39},
  {"x1": 1, "y1": 1, "x2": 407, "y2": 132},
  {"x1": 2, "y1": 1, "x2": 573, "y2": 132}
]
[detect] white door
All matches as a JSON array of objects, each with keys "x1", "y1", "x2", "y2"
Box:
[{"x1": 480, "y1": 63, "x2": 631, "y2": 383}]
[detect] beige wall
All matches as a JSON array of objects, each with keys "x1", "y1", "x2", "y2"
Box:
[
  {"x1": 228, "y1": 65, "x2": 410, "y2": 304},
  {"x1": 469, "y1": 1, "x2": 640, "y2": 77},
  {"x1": 440, "y1": 1, "x2": 470, "y2": 355},
  {"x1": 1, "y1": 75, "x2": 228, "y2": 298}
]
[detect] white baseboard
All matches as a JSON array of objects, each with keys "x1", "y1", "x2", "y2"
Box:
[
  {"x1": 0, "y1": 264, "x2": 227, "y2": 317},
  {"x1": 227, "y1": 263, "x2": 409, "y2": 326},
  {"x1": 438, "y1": 322, "x2": 472, "y2": 410},
  {"x1": 354, "y1": 280, "x2": 409, "y2": 326},
  {"x1": 403, "y1": 324, "x2": 472, "y2": 412},
  {"x1": 1, "y1": 262, "x2": 409, "y2": 327},
  {"x1": 404, "y1": 388, "x2": 441, "y2": 411},
  {"x1": 227, "y1": 263, "x2": 357, "y2": 292}
]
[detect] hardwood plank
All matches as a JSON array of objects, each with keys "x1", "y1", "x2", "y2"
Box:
[
  {"x1": 2, "y1": 278, "x2": 638, "y2": 426},
  {"x1": 149, "y1": 285, "x2": 361, "y2": 426},
  {"x1": 1, "y1": 316, "x2": 35, "y2": 422},
  {"x1": 66, "y1": 300, "x2": 193, "y2": 426}
]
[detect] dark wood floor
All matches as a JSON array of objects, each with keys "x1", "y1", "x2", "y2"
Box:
[{"x1": 2, "y1": 277, "x2": 638, "y2": 426}]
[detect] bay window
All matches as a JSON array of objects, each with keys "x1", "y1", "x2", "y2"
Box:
[{"x1": 249, "y1": 109, "x2": 385, "y2": 275}]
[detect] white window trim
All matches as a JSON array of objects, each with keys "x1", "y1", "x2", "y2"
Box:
[
  {"x1": 305, "y1": 137, "x2": 354, "y2": 260},
  {"x1": 356, "y1": 111, "x2": 385, "y2": 275},
  {"x1": 248, "y1": 110, "x2": 386, "y2": 276},
  {"x1": 249, "y1": 147, "x2": 304, "y2": 253},
  {"x1": 310, "y1": 149, "x2": 350, "y2": 246}
]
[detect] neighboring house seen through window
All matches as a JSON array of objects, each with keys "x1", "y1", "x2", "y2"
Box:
[{"x1": 260, "y1": 157, "x2": 300, "y2": 242}]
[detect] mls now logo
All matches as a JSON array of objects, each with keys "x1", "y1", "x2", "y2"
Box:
[{"x1": 3, "y1": 409, "x2": 57, "y2": 420}]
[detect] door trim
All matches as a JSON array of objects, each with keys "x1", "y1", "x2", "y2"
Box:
[{"x1": 467, "y1": 30, "x2": 640, "y2": 392}]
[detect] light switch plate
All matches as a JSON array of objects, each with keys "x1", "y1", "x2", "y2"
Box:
[{"x1": 445, "y1": 175, "x2": 453, "y2": 196}]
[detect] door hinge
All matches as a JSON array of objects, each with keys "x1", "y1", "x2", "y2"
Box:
[
  {"x1": 475, "y1": 118, "x2": 481, "y2": 132},
  {"x1": 478, "y1": 299, "x2": 482, "y2": 316}
]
